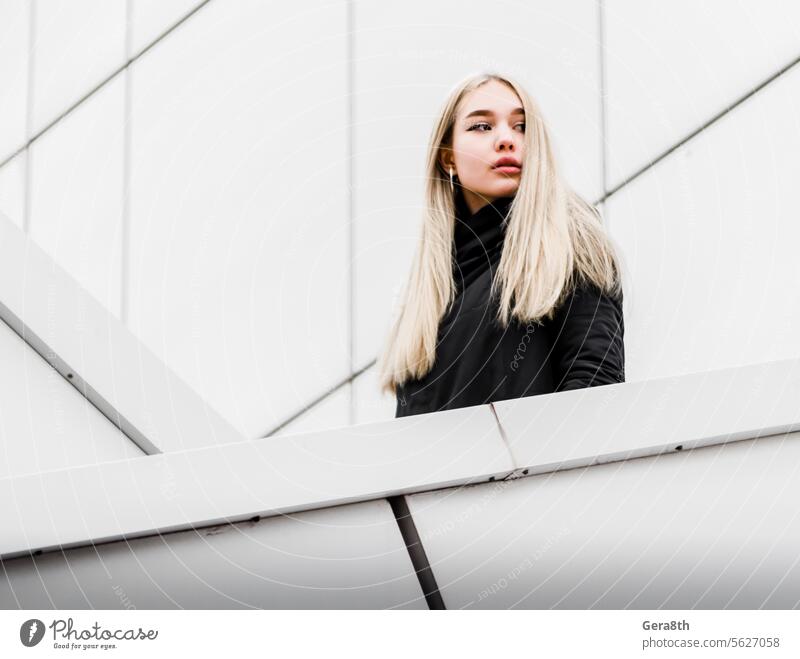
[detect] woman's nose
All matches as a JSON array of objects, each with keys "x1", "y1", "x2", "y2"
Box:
[{"x1": 495, "y1": 127, "x2": 516, "y2": 150}]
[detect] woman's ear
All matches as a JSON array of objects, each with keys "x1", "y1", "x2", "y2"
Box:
[{"x1": 439, "y1": 147, "x2": 455, "y2": 173}]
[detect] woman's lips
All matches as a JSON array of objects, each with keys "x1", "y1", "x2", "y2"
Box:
[{"x1": 493, "y1": 165, "x2": 521, "y2": 174}]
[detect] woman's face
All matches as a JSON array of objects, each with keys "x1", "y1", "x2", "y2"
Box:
[{"x1": 442, "y1": 79, "x2": 526, "y2": 215}]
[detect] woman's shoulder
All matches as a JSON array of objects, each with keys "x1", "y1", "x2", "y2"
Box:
[{"x1": 552, "y1": 275, "x2": 623, "y2": 322}]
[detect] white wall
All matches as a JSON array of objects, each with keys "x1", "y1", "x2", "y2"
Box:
[
  {"x1": 128, "y1": 0, "x2": 203, "y2": 56},
  {"x1": 0, "y1": 498, "x2": 426, "y2": 609},
  {"x1": 28, "y1": 73, "x2": 125, "y2": 318},
  {"x1": 604, "y1": 0, "x2": 800, "y2": 188},
  {"x1": 0, "y1": 317, "x2": 143, "y2": 480},
  {"x1": 30, "y1": 0, "x2": 126, "y2": 135},
  {"x1": 0, "y1": 0, "x2": 798, "y2": 453},
  {"x1": 0, "y1": 0, "x2": 29, "y2": 162},
  {"x1": 407, "y1": 431, "x2": 800, "y2": 608},
  {"x1": 0, "y1": 153, "x2": 25, "y2": 229},
  {"x1": 127, "y1": 0, "x2": 350, "y2": 439},
  {"x1": 607, "y1": 63, "x2": 800, "y2": 380}
]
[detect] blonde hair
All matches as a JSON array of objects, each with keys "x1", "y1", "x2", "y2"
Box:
[{"x1": 377, "y1": 72, "x2": 622, "y2": 395}]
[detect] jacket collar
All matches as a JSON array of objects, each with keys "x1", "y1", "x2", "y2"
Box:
[{"x1": 453, "y1": 191, "x2": 515, "y2": 264}]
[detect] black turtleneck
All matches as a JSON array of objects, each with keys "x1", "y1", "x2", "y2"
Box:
[
  {"x1": 452, "y1": 192, "x2": 514, "y2": 293},
  {"x1": 395, "y1": 189, "x2": 626, "y2": 418}
]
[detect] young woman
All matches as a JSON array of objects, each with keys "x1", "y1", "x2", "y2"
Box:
[{"x1": 377, "y1": 73, "x2": 625, "y2": 418}]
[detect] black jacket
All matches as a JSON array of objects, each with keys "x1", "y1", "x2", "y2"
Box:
[{"x1": 395, "y1": 191, "x2": 625, "y2": 418}]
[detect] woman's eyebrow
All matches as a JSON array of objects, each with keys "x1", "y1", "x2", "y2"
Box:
[{"x1": 463, "y1": 107, "x2": 525, "y2": 119}]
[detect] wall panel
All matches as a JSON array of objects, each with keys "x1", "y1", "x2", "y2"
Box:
[
  {"x1": 0, "y1": 152, "x2": 26, "y2": 229},
  {"x1": 605, "y1": 0, "x2": 800, "y2": 188},
  {"x1": 28, "y1": 74, "x2": 124, "y2": 318},
  {"x1": 408, "y1": 432, "x2": 800, "y2": 608},
  {"x1": 31, "y1": 0, "x2": 126, "y2": 134},
  {"x1": 606, "y1": 64, "x2": 800, "y2": 381},
  {"x1": 0, "y1": 318, "x2": 143, "y2": 480},
  {"x1": 128, "y1": 0, "x2": 203, "y2": 56},
  {"x1": 0, "y1": 0, "x2": 29, "y2": 160},
  {"x1": 128, "y1": 0, "x2": 350, "y2": 439},
  {"x1": 0, "y1": 499, "x2": 426, "y2": 609}
]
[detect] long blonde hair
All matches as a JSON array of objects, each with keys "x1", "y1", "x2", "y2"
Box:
[{"x1": 377, "y1": 72, "x2": 622, "y2": 395}]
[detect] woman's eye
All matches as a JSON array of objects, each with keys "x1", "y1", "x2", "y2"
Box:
[{"x1": 466, "y1": 122, "x2": 526, "y2": 132}]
